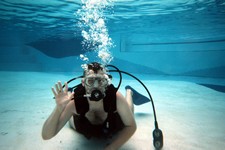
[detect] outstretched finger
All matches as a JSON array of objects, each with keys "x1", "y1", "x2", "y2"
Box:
[
  {"x1": 58, "y1": 81, "x2": 63, "y2": 92},
  {"x1": 55, "y1": 82, "x2": 60, "y2": 93},
  {"x1": 64, "y1": 82, "x2": 68, "y2": 92},
  {"x1": 52, "y1": 87, "x2": 57, "y2": 97}
]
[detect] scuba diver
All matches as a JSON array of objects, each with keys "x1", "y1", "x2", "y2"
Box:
[{"x1": 42, "y1": 62, "x2": 163, "y2": 150}]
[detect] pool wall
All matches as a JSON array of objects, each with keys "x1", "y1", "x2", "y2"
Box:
[{"x1": 0, "y1": 34, "x2": 225, "y2": 78}]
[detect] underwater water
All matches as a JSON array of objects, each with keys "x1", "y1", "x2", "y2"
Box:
[{"x1": 0, "y1": 0, "x2": 225, "y2": 149}]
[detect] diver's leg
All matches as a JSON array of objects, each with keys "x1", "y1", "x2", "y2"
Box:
[
  {"x1": 125, "y1": 89, "x2": 134, "y2": 113},
  {"x1": 125, "y1": 85, "x2": 150, "y2": 105}
]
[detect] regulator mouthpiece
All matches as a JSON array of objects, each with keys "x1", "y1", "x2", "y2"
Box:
[{"x1": 84, "y1": 89, "x2": 105, "y2": 101}]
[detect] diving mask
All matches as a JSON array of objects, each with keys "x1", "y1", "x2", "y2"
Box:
[
  {"x1": 83, "y1": 75, "x2": 109, "y2": 101},
  {"x1": 84, "y1": 75, "x2": 109, "y2": 87}
]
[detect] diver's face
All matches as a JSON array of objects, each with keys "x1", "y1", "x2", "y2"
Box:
[{"x1": 83, "y1": 70, "x2": 109, "y2": 94}]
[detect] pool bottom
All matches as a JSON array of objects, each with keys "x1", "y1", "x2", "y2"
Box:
[{"x1": 0, "y1": 71, "x2": 224, "y2": 150}]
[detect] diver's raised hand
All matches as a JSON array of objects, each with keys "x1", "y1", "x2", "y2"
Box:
[{"x1": 52, "y1": 81, "x2": 73, "y2": 112}]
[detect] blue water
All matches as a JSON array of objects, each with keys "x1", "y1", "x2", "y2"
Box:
[
  {"x1": 0, "y1": 0, "x2": 225, "y2": 77},
  {"x1": 0, "y1": 0, "x2": 225, "y2": 149}
]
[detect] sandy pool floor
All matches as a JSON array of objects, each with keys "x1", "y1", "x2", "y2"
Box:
[{"x1": 0, "y1": 71, "x2": 224, "y2": 150}]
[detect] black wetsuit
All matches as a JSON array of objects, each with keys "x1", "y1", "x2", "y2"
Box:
[{"x1": 73, "y1": 84, "x2": 124, "y2": 139}]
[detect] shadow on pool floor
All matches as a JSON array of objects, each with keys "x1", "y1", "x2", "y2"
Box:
[{"x1": 198, "y1": 83, "x2": 225, "y2": 93}]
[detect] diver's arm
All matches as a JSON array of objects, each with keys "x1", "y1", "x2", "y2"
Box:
[
  {"x1": 42, "y1": 82, "x2": 74, "y2": 140},
  {"x1": 42, "y1": 100, "x2": 74, "y2": 140},
  {"x1": 105, "y1": 92, "x2": 137, "y2": 150},
  {"x1": 42, "y1": 105, "x2": 64, "y2": 140}
]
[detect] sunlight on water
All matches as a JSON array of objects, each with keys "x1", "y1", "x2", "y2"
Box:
[{"x1": 76, "y1": 0, "x2": 114, "y2": 65}]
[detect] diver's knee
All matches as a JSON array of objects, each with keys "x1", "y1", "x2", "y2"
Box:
[{"x1": 126, "y1": 89, "x2": 133, "y2": 96}]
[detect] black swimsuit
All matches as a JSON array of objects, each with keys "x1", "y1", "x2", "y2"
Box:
[{"x1": 73, "y1": 84, "x2": 124, "y2": 139}]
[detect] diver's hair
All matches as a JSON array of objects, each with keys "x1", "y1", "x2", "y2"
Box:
[{"x1": 83, "y1": 62, "x2": 105, "y2": 76}]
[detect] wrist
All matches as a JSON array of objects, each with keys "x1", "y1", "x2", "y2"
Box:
[
  {"x1": 55, "y1": 105, "x2": 65, "y2": 113},
  {"x1": 56, "y1": 99, "x2": 70, "y2": 111}
]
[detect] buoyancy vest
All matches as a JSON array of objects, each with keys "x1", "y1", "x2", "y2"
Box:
[
  {"x1": 73, "y1": 84, "x2": 124, "y2": 139},
  {"x1": 73, "y1": 84, "x2": 117, "y2": 115}
]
